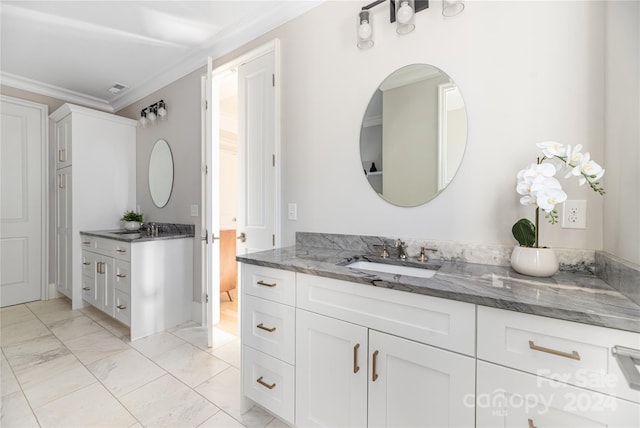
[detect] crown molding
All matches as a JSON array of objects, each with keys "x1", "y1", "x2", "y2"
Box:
[{"x1": 0, "y1": 71, "x2": 114, "y2": 112}]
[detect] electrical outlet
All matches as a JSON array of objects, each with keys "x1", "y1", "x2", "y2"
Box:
[
  {"x1": 288, "y1": 203, "x2": 297, "y2": 220},
  {"x1": 562, "y1": 200, "x2": 587, "y2": 229},
  {"x1": 190, "y1": 204, "x2": 199, "y2": 217}
]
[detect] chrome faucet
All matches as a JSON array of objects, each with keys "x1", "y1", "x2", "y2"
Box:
[{"x1": 394, "y1": 240, "x2": 408, "y2": 260}]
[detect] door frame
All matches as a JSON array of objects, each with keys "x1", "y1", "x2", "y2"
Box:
[
  {"x1": 0, "y1": 94, "x2": 49, "y2": 302},
  {"x1": 202, "y1": 39, "x2": 282, "y2": 334}
]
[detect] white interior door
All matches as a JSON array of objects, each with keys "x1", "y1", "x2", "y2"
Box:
[
  {"x1": 237, "y1": 49, "x2": 278, "y2": 254},
  {"x1": 0, "y1": 96, "x2": 47, "y2": 307}
]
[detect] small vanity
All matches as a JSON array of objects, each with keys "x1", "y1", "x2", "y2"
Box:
[{"x1": 79, "y1": 224, "x2": 194, "y2": 341}]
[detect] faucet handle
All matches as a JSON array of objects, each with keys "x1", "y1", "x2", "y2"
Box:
[
  {"x1": 373, "y1": 243, "x2": 390, "y2": 259},
  {"x1": 418, "y1": 247, "x2": 438, "y2": 263}
]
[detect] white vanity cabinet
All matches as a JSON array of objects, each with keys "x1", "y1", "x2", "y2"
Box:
[
  {"x1": 81, "y1": 234, "x2": 193, "y2": 340},
  {"x1": 51, "y1": 103, "x2": 136, "y2": 308},
  {"x1": 477, "y1": 306, "x2": 640, "y2": 427}
]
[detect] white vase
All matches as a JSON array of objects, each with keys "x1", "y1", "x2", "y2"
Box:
[
  {"x1": 510, "y1": 246, "x2": 559, "y2": 277},
  {"x1": 123, "y1": 221, "x2": 141, "y2": 231}
]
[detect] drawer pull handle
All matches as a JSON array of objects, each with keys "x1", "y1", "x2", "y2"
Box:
[
  {"x1": 116, "y1": 274, "x2": 127, "y2": 278},
  {"x1": 117, "y1": 304, "x2": 127, "y2": 310},
  {"x1": 116, "y1": 249, "x2": 127, "y2": 253},
  {"x1": 83, "y1": 262, "x2": 90, "y2": 266},
  {"x1": 528, "y1": 419, "x2": 538, "y2": 428},
  {"x1": 372, "y1": 350, "x2": 379, "y2": 382},
  {"x1": 256, "y1": 323, "x2": 276, "y2": 333},
  {"x1": 256, "y1": 376, "x2": 276, "y2": 390},
  {"x1": 612, "y1": 345, "x2": 640, "y2": 391},
  {"x1": 82, "y1": 241, "x2": 90, "y2": 245},
  {"x1": 528, "y1": 340, "x2": 580, "y2": 360},
  {"x1": 58, "y1": 148, "x2": 64, "y2": 162},
  {"x1": 257, "y1": 280, "x2": 276, "y2": 288},
  {"x1": 82, "y1": 287, "x2": 91, "y2": 291},
  {"x1": 353, "y1": 343, "x2": 360, "y2": 374}
]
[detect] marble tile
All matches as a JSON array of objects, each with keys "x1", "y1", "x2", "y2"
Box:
[
  {"x1": 195, "y1": 367, "x2": 242, "y2": 417},
  {"x1": 22, "y1": 361, "x2": 96, "y2": 408},
  {"x1": 65, "y1": 329, "x2": 130, "y2": 365},
  {"x1": 0, "y1": 304, "x2": 37, "y2": 327},
  {"x1": 120, "y1": 374, "x2": 218, "y2": 427},
  {"x1": 0, "y1": 317, "x2": 50, "y2": 347},
  {"x1": 152, "y1": 343, "x2": 229, "y2": 388},
  {"x1": 0, "y1": 390, "x2": 39, "y2": 428},
  {"x1": 11, "y1": 353, "x2": 81, "y2": 392},
  {"x1": 266, "y1": 417, "x2": 292, "y2": 428},
  {"x1": 1, "y1": 353, "x2": 21, "y2": 397},
  {"x1": 209, "y1": 338, "x2": 240, "y2": 368},
  {"x1": 170, "y1": 321, "x2": 209, "y2": 349},
  {"x1": 198, "y1": 410, "x2": 245, "y2": 428},
  {"x1": 25, "y1": 297, "x2": 72, "y2": 316},
  {"x1": 79, "y1": 304, "x2": 111, "y2": 322},
  {"x1": 95, "y1": 315, "x2": 130, "y2": 340},
  {"x1": 33, "y1": 303, "x2": 83, "y2": 325},
  {"x1": 34, "y1": 382, "x2": 136, "y2": 428},
  {"x1": 209, "y1": 327, "x2": 237, "y2": 350},
  {"x1": 87, "y1": 348, "x2": 165, "y2": 397},
  {"x1": 129, "y1": 331, "x2": 186, "y2": 359},
  {"x1": 236, "y1": 406, "x2": 279, "y2": 428},
  {"x1": 48, "y1": 315, "x2": 106, "y2": 342},
  {"x1": 2, "y1": 334, "x2": 68, "y2": 371}
]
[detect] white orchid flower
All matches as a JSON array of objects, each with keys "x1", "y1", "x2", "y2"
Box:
[
  {"x1": 536, "y1": 187, "x2": 568, "y2": 212},
  {"x1": 564, "y1": 144, "x2": 584, "y2": 168},
  {"x1": 536, "y1": 141, "x2": 566, "y2": 158},
  {"x1": 575, "y1": 153, "x2": 605, "y2": 185}
]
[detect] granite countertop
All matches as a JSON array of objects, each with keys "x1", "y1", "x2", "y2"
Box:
[
  {"x1": 81, "y1": 223, "x2": 195, "y2": 243},
  {"x1": 237, "y1": 245, "x2": 640, "y2": 333}
]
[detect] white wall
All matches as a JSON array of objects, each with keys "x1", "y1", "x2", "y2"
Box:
[
  {"x1": 276, "y1": 1, "x2": 605, "y2": 249},
  {"x1": 604, "y1": 1, "x2": 640, "y2": 266}
]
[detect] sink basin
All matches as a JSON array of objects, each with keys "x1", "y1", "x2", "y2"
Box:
[
  {"x1": 113, "y1": 230, "x2": 142, "y2": 235},
  {"x1": 346, "y1": 261, "x2": 438, "y2": 279}
]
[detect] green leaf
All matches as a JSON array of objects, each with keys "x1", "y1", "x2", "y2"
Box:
[{"x1": 512, "y1": 218, "x2": 536, "y2": 247}]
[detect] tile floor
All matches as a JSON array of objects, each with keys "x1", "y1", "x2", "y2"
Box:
[{"x1": 0, "y1": 297, "x2": 288, "y2": 428}]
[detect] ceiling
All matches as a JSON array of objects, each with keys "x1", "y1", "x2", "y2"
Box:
[{"x1": 0, "y1": 1, "x2": 321, "y2": 112}]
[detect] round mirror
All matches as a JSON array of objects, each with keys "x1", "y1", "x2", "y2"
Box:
[
  {"x1": 148, "y1": 139, "x2": 174, "y2": 208},
  {"x1": 360, "y1": 64, "x2": 468, "y2": 207}
]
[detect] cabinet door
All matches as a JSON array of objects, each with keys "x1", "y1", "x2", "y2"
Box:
[
  {"x1": 81, "y1": 251, "x2": 101, "y2": 307},
  {"x1": 102, "y1": 258, "x2": 115, "y2": 316},
  {"x1": 476, "y1": 361, "x2": 640, "y2": 428},
  {"x1": 296, "y1": 309, "x2": 368, "y2": 428},
  {"x1": 368, "y1": 330, "x2": 476, "y2": 428},
  {"x1": 55, "y1": 168, "x2": 72, "y2": 297},
  {"x1": 55, "y1": 115, "x2": 72, "y2": 168}
]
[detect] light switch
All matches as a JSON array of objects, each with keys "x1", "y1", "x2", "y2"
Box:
[
  {"x1": 190, "y1": 204, "x2": 199, "y2": 217},
  {"x1": 288, "y1": 203, "x2": 297, "y2": 220}
]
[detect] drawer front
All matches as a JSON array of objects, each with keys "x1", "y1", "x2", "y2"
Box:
[
  {"x1": 297, "y1": 273, "x2": 476, "y2": 356},
  {"x1": 81, "y1": 251, "x2": 95, "y2": 276},
  {"x1": 243, "y1": 295, "x2": 295, "y2": 364},
  {"x1": 114, "y1": 290, "x2": 131, "y2": 327},
  {"x1": 477, "y1": 306, "x2": 640, "y2": 403},
  {"x1": 242, "y1": 264, "x2": 295, "y2": 306},
  {"x1": 114, "y1": 260, "x2": 131, "y2": 293},
  {"x1": 112, "y1": 241, "x2": 131, "y2": 261},
  {"x1": 477, "y1": 361, "x2": 640, "y2": 428},
  {"x1": 242, "y1": 345, "x2": 294, "y2": 425},
  {"x1": 81, "y1": 236, "x2": 95, "y2": 250},
  {"x1": 89, "y1": 237, "x2": 131, "y2": 260},
  {"x1": 81, "y1": 275, "x2": 99, "y2": 307}
]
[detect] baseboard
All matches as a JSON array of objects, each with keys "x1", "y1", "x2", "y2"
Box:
[
  {"x1": 192, "y1": 301, "x2": 203, "y2": 324},
  {"x1": 48, "y1": 283, "x2": 61, "y2": 300}
]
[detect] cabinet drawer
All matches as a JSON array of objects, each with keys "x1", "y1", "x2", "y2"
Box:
[
  {"x1": 297, "y1": 273, "x2": 476, "y2": 356},
  {"x1": 114, "y1": 290, "x2": 131, "y2": 327},
  {"x1": 243, "y1": 345, "x2": 294, "y2": 425},
  {"x1": 242, "y1": 264, "x2": 295, "y2": 306},
  {"x1": 477, "y1": 361, "x2": 640, "y2": 428},
  {"x1": 477, "y1": 306, "x2": 640, "y2": 403},
  {"x1": 114, "y1": 260, "x2": 131, "y2": 293},
  {"x1": 88, "y1": 237, "x2": 131, "y2": 260},
  {"x1": 81, "y1": 252, "x2": 94, "y2": 275},
  {"x1": 243, "y1": 295, "x2": 295, "y2": 364}
]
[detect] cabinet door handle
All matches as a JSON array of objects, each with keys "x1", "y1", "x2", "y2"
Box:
[
  {"x1": 83, "y1": 262, "x2": 90, "y2": 266},
  {"x1": 353, "y1": 343, "x2": 360, "y2": 374},
  {"x1": 116, "y1": 249, "x2": 127, "y2": 253},
  {"x1": 117, "y1": 304, "x2": 127, "y2": 310},
  {"x1": 528, "y1": 340, "x2": 580, "y2": 360},
  {"x1": 528, "y1": 419, "x2": 538, "y2": 428},
  {"x1": 256, "y1": 323, "x2": 276, "y2": 333},
  {"x1": 256, "y1": 376, "x2": 276, "y2": 390},
  {"x1": 82, "y1": 287, "x2": 91, "y2": 291},
  {"x1": 256, "y1": 280, "x2": 276, "y2": 288},
  {"x1": 82, "y1": 241, "x2": 91, "y2": 245},
  {"x1": 116, "y1": 273, "x2": 127, "y2": 278},
  {"x1": 58, "y1": 148, "x2": 64, "y2": 162},
  {"x1": 58, "y1": 174, "x2": 65, "y2": 189},
  {"x1": 372, "y1": 350, "x2": 379, "y2": 382}
]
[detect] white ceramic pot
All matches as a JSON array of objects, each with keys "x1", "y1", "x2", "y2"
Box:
[
  {"x1": 123, "y1": 221, "x2": 141, "y2": 231},
  {"x1": 510, "y1": 246, "x2": 559, "y2": 277}
]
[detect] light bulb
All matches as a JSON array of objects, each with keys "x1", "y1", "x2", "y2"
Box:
[
  {"x1": 157, "y1": 101, "x2": 167, "y2": 121},
  {"x1": 397, "y1": 1, "x2": 413, "y2": 24},
  {"x1": 148, "y1": 109, "x2": 157, "y2": 122},
  {"x1": 358, "y1": 21, "x2": 372, "y2": 40}
]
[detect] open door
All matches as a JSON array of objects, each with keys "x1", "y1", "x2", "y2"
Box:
[{"x1": 204, "y1": 41, "x2": 281, "y2": 348}]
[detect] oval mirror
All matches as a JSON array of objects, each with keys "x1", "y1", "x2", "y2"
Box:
[
  {"x1": 360, "y1": 64, "x2": 468, "y2": 207},
  {"x1": 149, "y1": 139, "x2": 174, "y2": 208}
]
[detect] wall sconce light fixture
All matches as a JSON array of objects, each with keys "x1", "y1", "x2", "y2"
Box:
[
  {"x1": 357, "y1": 0, "x2": 464, "y2": 49},
  {"x1": 139, "y1": 100, "x2": 168, "y2": 128}
]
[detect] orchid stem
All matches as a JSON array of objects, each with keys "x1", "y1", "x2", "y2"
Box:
[{"x1": 535, "y1": 207, "x2": 539, "y2": 248}]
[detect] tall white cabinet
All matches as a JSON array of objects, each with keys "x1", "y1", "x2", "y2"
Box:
[{"x1": 51, "y1": 104, "x2": 136, "y2": 309}]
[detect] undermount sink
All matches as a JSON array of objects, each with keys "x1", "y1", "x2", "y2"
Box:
[{"x1": 346, "y1": 261, "x2": 438, "y2": 279}]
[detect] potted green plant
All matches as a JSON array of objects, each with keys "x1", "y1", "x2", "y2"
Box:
[
  {"x1": 511, "y1": 141, "x2": 605, "y2": 277},
  {"x1": 121, "y1": 210, "x2": 143, "y2": 231}
]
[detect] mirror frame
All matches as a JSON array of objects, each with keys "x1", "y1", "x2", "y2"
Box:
[
  {"x1": 148, "y1": 139, "x2": 174, "y2": 208},
  {"x1": 359, "y1": 63, "x2": 468, "y2": 207}
]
